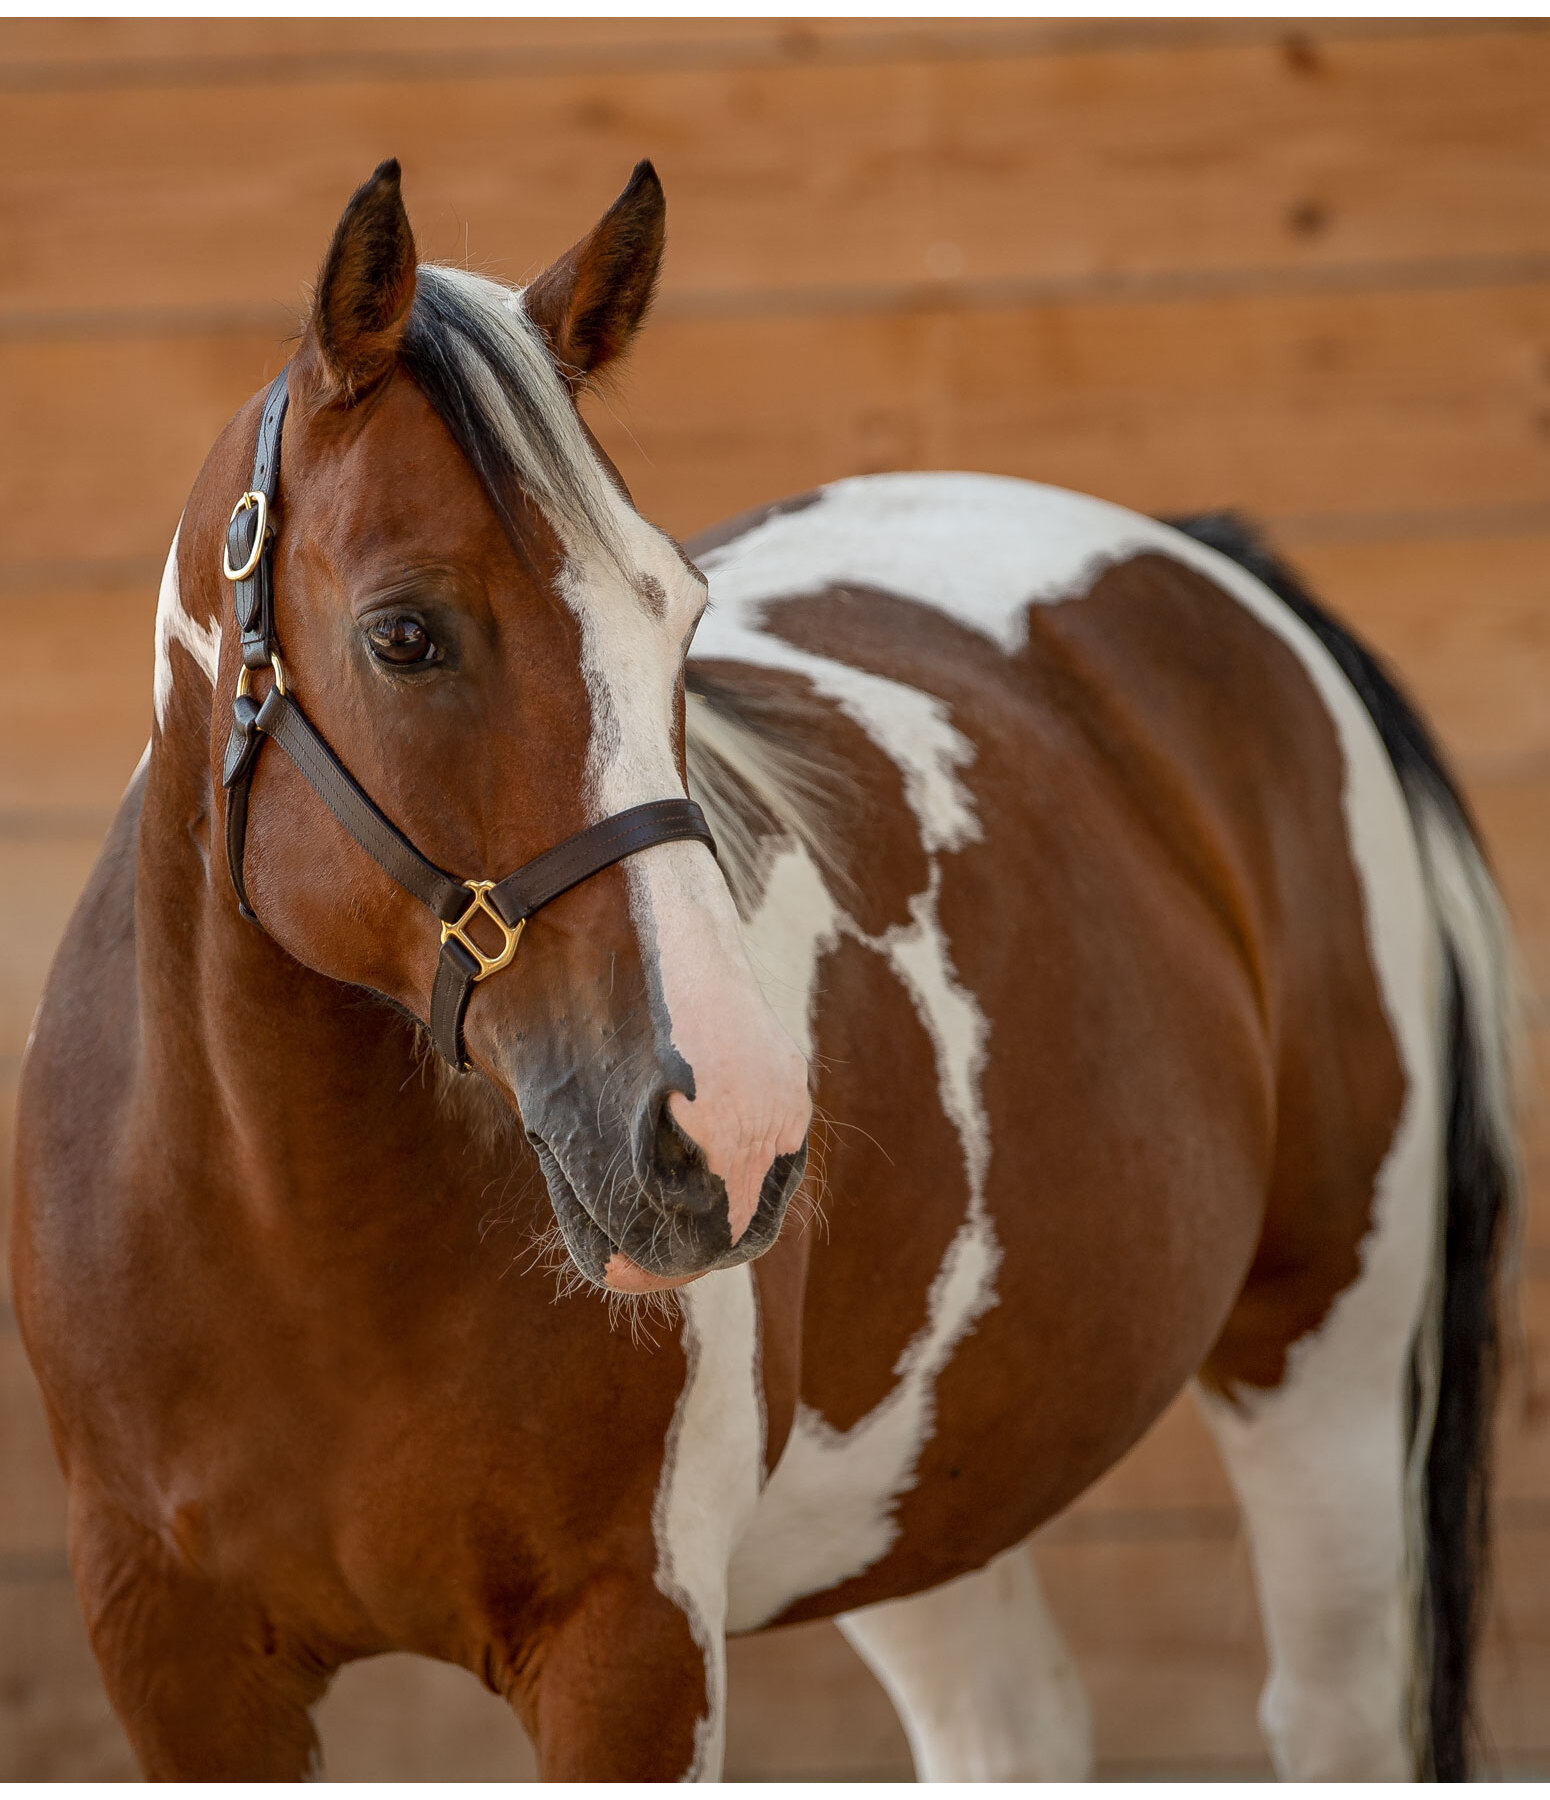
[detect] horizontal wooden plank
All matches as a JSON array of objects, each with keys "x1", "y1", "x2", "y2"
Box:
[
  {"x1": 0, "y1": 1575, "x2": 134, "y2": 1779},
  {"x1": 1500, "y1": 1274, "x2": 1550, "y2": 1503},
  {"x1": 1, "y1": 330, "x2": 281, "y2": 568},
  {"x1": 1294, "y1": 534, "x2": 1550, "y2": 773},
  {"x1": 4, "y1": 31, "x2": 1550, "y2": 323},
  {"x1": 577, "y1": 283, "x2": 1550, "y2": 541},
  {"x1": 7, "y1": 281, "x2": 1550, "y2": 573},
  {"x1": 0, "y1": 586, "x2": 152, "y2": 816},
  {"x1": 0, "y1": 18, "x2": 1506, "y2": 82},
  {"x1": 0, "y1": 839, "x2": 102, "y2": 1056},
  {"x1": 1470, "y1": 766, "x2": 1550, "y2": 997},
  {"x1": 1034, "y1": 1533, "x2": 1268, "y2": 1764}
]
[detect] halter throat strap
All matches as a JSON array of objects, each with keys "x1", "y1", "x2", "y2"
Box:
[{"x1": 219, "y1": 367, "x2": 716, "y2": 1070}]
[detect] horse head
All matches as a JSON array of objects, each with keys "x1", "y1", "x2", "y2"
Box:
[{"x1": 206, "y1": 159, "x2": 812, "y2": 1293}]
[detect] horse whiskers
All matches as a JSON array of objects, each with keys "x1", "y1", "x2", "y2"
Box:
[
  {"x1": 478, "y1": 1158, "x2": 547, "y2": 1245},
  {"x1": 604, "y1": 1285, "x2": 682, "y2": 1351},
  {"x1": 808, "y1": 1102, "x2": 894, "y2": 1169},
  {"x1": 791, "y1": 1104, "x2": 837, "y2": 1244},
  {"x1": 518, "y1": 1206, "x2": 682, "y2": 1349}
]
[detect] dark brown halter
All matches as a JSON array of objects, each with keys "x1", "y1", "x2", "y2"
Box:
[{"x1": 220, "y1": 368, "x2": 716, "y2": 1070}]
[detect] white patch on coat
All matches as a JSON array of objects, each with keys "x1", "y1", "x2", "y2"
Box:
[
  {"x1": 733, "y1": 844, "x2": 841, "y2": 1061},
  {"x1": 151, "y1": 521, "x2": 218, "y2": 728},
  {"x1": 727, "y1": 865, "x2": 999, "y2": 1631},
  {"x1": 651, "y1": 1267, "x2": 764, "y2": 1780},
  {"x1": 838, "y1": 1544, "x2": 1094, "y2": 1780},
  {"x1": 697, "y1": 472, "x2": 1159, "y2": 655},
  {"x1": 693, "y1": 607, "x2": 980, "y2": 855}
]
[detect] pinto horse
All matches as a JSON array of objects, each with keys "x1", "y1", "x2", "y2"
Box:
[{"x1": 14, "y1": 159, "x2": 1516, "y2": 1781}]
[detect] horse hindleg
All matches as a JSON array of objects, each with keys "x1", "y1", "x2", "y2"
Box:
[
  {"x1": 72, "y1": 1497, "x2": 329, "y2": 1779},
  {"x1": 1195, "y1": 1274, "x2": 1429, "y2": 1781},
  {"x1": 837, "y1": 1544, "x2": 1094, "y2": 1781},
  {"x1": 1196, "y1": 1365, "x2": 1422, "y2": 1778}
]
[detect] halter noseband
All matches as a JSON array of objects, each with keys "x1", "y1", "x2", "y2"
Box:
[{"x1": 220, "y1": 367, "x2": 716, "y2": 1070}]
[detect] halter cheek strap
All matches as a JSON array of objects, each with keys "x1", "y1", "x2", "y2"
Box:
[{"x1": 219, "y1": 367, "x2": 716, "y2": 1070}]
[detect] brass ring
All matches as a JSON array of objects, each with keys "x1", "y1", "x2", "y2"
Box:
[
  {"x1": 236, "y1": 652, "x2": 287, "y2": 701},
  {"x1": 222, "y1": 491, "x2": 269, "y2": 583}
]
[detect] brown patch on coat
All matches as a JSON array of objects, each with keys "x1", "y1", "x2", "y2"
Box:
[{"x1": 751, "y1": 551, "x2": 1405, "y2": 1619}]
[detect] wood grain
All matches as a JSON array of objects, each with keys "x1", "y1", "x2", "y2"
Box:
[
  {"x1": 7, "y1": 281, "x2": 1550, "y2": 573},
  {"x1": 4, "y1": 30, "x2": 1550, "y2": 324}
]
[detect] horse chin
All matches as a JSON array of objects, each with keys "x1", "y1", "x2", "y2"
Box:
[
  {"x1": 601, "y1": 1253, "x2": 701, "y2": 1295},
  {"x1": 529, "y1": 1131, "x2": 808, "y2": 1294}
]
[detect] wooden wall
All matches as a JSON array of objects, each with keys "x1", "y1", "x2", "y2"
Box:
[{"x1": 2, "y1": 17, "x2": 1548, "y2": 1777}]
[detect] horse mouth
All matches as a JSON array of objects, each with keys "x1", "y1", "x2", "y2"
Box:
[{"x1": 527, "y1": 1131, "x2": 806, "y2": 1294}]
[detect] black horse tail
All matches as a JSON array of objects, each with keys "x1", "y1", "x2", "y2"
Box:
[{"x1": 1169, "y1": 512, "x2": 1521, "y2": 1779}]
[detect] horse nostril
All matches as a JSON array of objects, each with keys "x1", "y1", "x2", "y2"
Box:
[{"x1": 639, "y1": 1097, "x2": 716, "y2": 1214}]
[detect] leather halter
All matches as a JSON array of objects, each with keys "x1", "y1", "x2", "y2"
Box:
[{"x1": 220, "y1": 367, "x2": 716, "y2": 1070}]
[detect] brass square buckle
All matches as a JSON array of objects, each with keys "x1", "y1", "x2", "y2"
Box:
[{"x1": 441, "y1": 880, "x2": 524, "y2": 981}]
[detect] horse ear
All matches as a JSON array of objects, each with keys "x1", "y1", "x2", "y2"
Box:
[
  {"x1": 307, "y1": 158, "x2": 417, "y2": 402},
  {"x1": 525, "y1": 160, "x2": 665, "y2": 387}
]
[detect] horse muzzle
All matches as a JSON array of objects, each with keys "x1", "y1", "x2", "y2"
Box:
[{"x1": 529, "y1": 1096, "x2": 809, "y2": 1292}]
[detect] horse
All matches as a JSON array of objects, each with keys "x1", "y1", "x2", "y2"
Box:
[{"x1": 13, "y1": 157, "x2": 1517, "y2": 1781}]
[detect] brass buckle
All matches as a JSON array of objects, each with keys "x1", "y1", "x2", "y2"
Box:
[
  {"x1": 236, "y1": 651, "x2": 288, "y2": 700},
  {"x1": 441, "y1": 880, "x2": 524, "y2": 981},
  {"x1": 223, "y1": 491, "x2": 269, "y2": 582}
]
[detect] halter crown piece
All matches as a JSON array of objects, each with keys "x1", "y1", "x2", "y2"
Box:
[{"x1": 220, "y1": 367, "x2": 716, "y2": 1069}]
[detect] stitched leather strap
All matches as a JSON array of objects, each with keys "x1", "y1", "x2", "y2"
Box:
[
  {"x1": 430, "y1": 936, "x2": 483, "y2": 1068},
  {"x1": 219, "y1": 363, "x2": 720, "y2": 1071},
  {"x1": 227, "y1": 370, "x2": 289, "y2": 672},
  {"x1": 243, "y1": 699, "x2": 716, "y2": 1066},
  {"x1": 491, "y1": 798, "x2": 715, "y2": 924},
  {"x1": 255, "y1": 689, "x2": 469, "y2": 921}
]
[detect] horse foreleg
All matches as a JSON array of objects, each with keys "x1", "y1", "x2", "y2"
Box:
[
  {"x1": 71, "y1": 1494, "x2": 331, "y2": 1778},
  {"x1": 837, "y1": 1544, "x2": 1094, "y2": 1781},
  {"x1": 520, "y1": 1576, "x2": 727, "y2": 1780}
]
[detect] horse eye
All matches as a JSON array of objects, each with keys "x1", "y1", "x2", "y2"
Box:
[{"x1": 366, "y1": 616, "x2": 436, "y2": 666}]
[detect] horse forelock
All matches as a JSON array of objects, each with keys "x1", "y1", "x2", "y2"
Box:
[{"x1": 403, "y1": 263, "x2": 630, "y2": 568}]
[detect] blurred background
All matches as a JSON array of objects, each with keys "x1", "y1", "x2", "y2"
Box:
[{"x1": 2, "y1": 14, "x2": 1548, "y2": 1779}]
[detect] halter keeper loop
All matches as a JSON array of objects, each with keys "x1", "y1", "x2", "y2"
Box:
[{"x1": 223, "y1": 491, "x2": 270, "y2": 582}]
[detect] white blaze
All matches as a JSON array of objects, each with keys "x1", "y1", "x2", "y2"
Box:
[{"x1": 560, "y1": 522, "x2": 811, "y2": 1243}]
